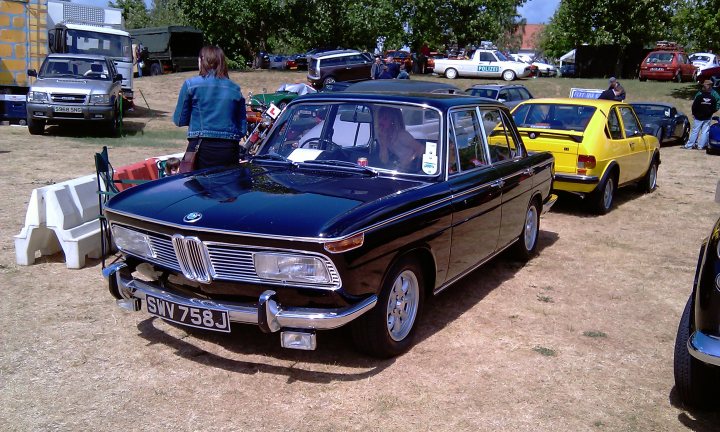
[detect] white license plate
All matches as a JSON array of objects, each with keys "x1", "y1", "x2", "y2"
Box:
[
  {"x1": 146, "y1": 295, "x2": 231, "y2": 332},
  {"x1": 53, "y1": 106, "x2": 83, "y2": 113},
  {"x1": 650, "y1": 67, "x2": 664, "y2": 71}
]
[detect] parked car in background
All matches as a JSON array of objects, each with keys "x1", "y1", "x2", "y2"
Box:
[
  {"x1": 130, "y1": 26, "x2": 204, "y2": 76},
  {"x1": 689, "y1": 52, "x2": 719, "y2": 72},
  {"x1": 307, "y1": 49, "x2": 373, "y2": 89},
  {"x1": 629, "y1": 102, "x2": 689, "y2": 146},
  {"x1": 102, "y1": 91, "x2": 556, "y2": 358},
  {"x1": 673, "y1": 182, "x2": 720, "y2": 407},
  {"x1": 638, "y1": 42, "x2": 697, "y2": 82},
  {"x1": 425, "y1": 52, "x2": 445, "y2": 73},
  {"x1": 433, "y1": 48, "x2": 532, "y2": 81},
  {"x1": 26, "y1": 53, "x2": 123, "y2": 136},
  {"x1": 708, "y1": 116, "x2": 720, "y2": 155},
  {"x1": 559, "y1": 64, "x2": 576, "y2": 77},
  {"x1": 248, "y1": 82, "x2": 316, "y2": 112},
  {"x1": 269, "y1": 55, "x2": 288, "y2": 70},
  {"x1": 465, "y1": 83, "x2": 533, "y2": 108},
  {"x1": 697, "y1": 66, "x2": 720, "y2": 85},
  {"x1": 512, "y1": 98, "x2": 661, "y2": 214},
  {"x1": 384, "y1": 49, "x2": 413, "y2": 72},
  {"x1": 531, "y1": 58, "x2": 557, "y2": 77},
  {"x1": 288, "y1": 54, "x2": 307, "y2": 70}
]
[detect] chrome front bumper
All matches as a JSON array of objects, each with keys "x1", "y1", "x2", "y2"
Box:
[
  {"x1": 103, "y1": 262, "x2": 377, "y2": 333},
  {"x1": 688, "y1": 330, "x2": 720, "y2": 367}
]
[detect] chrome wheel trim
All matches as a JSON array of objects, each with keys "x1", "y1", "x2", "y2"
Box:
[
  {"x1": 386, "y1": 269, "x2": 419, "y2": 342},
  {"x1": 603, "y1": 178, "x2": 614, "y2": 210},
  {"x1": 502, "y1": 70, "x2": 516, "y2": 81},
  {"x1": 445, "y1": 68, "x2": 457, "y2": 79},
  {"x1": 523, "y1": 204, "x2": 539, "y2": 251}
]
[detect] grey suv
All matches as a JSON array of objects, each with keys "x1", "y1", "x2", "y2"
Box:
[
  {"x1": 26, "y1": 53, "x2": 123, "y2": 135},
  {"x1": 465, "y1": 83, "x2": 534, "y2": 109},
  {"x1": 307, "y1": 50, "x2": 373, "y2": 89}
]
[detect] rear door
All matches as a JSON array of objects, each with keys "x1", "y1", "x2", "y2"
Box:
[
  {"x1": 342, "y1": 54, "x2": 371, "y2": 82},
  {"x1": 617, "y1": 106, "x2": 649, "y2": 181},
  {"x1": 446, "y1": 107, "x2": 502, "y2": 282},
  {"x1": 482, "y1": 107, "x2": 535, "y2": 249}
]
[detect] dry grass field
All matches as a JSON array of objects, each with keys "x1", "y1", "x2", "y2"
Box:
[{"x1": 1, "y1": 70, "x2": 720, "y2": 431}]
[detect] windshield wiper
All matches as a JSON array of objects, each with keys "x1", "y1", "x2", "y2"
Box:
[{"x1": 298, "y1": 159, "x2": 378, "y2": 175}]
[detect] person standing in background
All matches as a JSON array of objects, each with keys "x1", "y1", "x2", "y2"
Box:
[
  {"x1": 684, "y1": 80, "x2": 720, "y2": 150},
  {"x1": 173, "y1": 45, "x2": 247, "y2": 170},
  {"x1": 371, "y1": 56, "x2": 383, "y2": 79}
]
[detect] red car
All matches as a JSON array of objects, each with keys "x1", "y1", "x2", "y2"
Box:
[
  {"x1": 384, "y1": 50, "x2": 413, "y2": 72},
  {"x1": 638, "y1": 42, "x2": 697, "y2": 82}
]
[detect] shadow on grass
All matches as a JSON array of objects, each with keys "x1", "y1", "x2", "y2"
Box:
[
  {"x1": 670, "y1": 83, "x2": 701, "y2": 100},
  {"x1": 547, "y1": 185, "x2": 656, "y2": 218},
  {"x1": 129, "y1": 229, "x2": 559, "y2": 379}
]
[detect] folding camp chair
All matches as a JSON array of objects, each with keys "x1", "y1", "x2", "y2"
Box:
[{"x1": 94, "y1": 146, "x2": 149, "y2": 267}]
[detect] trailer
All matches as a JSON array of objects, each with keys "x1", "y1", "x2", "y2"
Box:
[{"x1": 130, "y1": 26, "x2": 204, "y2": 76}]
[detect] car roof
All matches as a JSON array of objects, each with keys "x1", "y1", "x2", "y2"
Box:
[
  {"x1": 518, "y1": 98, "x2": 626, "y2": 108},
  {"x1": 311, "y1": 49, "x2": 364, "y2": 59},
  {"x1": 45, "y1": 53, "x2": 110, "y2": 61},
  {"x1": 296, "y1": 91, "x2": 503, "y2": 111},
  {"x1": 467, "y1": 83, "x2": 525, "y2": 90},
  {"x1": 346, "y1": 80, "x2": 465, "y2": 94},
  {"x1": 630, "y1": 102, "x2": 674, "y2": 108}
]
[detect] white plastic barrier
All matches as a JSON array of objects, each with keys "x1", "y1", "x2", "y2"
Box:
[{"x1": 14, "y1": 174, "x2": 102, "y2": 269}]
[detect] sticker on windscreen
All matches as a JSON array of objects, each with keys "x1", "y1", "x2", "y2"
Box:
[{"x1": 422, "y1": 154, "x2": 438, "y2": 174}]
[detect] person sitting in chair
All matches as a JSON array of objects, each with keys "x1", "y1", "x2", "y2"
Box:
[{"x1": 369, "y1": 106, "x2": 424, "y2": 172}]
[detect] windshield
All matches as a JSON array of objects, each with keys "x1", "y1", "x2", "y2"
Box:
[
  {"x1": 494, "y1": 51, "x2": 509, "y2": 61},
  {"x1": 65, "y1": 29, "x2": 132, "y2": 61},
  {"x1": 512, "y1": 103, "x2": 596, "y2": 132},
  {"x1": 39, "y1": 57, "x2": 112, "y2": 80},
  {"x1": 646, "y1": 52, "x2": 674, "y2": 63},
  {"x1": 259, "y1": 101, "x2": 442, "y2": 176},
  {"x1": 690, "y1": 54, "x2": 710, "y2": 63},
  {"x1": 631, "y1": 104, "x2": 666, "y2": 119}
]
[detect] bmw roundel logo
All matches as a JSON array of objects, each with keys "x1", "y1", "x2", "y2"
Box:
[
  {"x1": 183, "y1": 212, "x2": 202, "y2": 223},
  {"x1": 529, "y1": 132, "x2": 538, "y2": 139}
]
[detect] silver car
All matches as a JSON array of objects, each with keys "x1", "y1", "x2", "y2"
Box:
[{"x1": 26, "y1": 53, "x2": 123, "y2": 136}]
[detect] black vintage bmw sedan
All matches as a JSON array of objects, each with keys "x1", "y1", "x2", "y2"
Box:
[{"x1": 103, "y1": 91, "x2": 556, "y2": 358}]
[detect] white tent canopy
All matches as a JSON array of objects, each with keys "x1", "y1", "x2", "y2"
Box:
[{"x1": 560, "y1": 49, "x2": 575, "y2": 66}]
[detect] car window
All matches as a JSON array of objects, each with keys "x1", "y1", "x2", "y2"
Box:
[
  {"x1": 517, "y1": 88, "x2": 531, "y2": 100},
  {"x1": 481, "y1": 108, "x2": 523, "y2": 163},
  {"x1": 512, "y1": 103, "x2": 595, "y2": 132},
  {"x1": 346, "y1": 54, "x2": 365, "y2": 64},
  {"x1": 450, "y1": 109, "x2": 488, "y2": 172},
  {"x1": 607, "y1": 109, "x2": 623, "y2": 140},
  {"x1": 619, "y1": 106, "x2": 642, "y2": 137},
  {"x1": 479, "y1": 52, "x2": 494, "y2": 62},
  {"x1": 469, "y1": 88, "x2": 498, "y2": 99},
  {"x1": 498, "y1": 90, "x2": 510, "y2": 101},
  {"x1": 261, "y1": 102, "x2": 441, "y2": 176},
  {"x1": 646, "y1": 52, "x2": 674, "y2": 63},
  {"x1": 322, "y1": 57, "x2": 343, "y2": 67}
]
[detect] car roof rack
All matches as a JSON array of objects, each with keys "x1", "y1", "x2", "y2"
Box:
[{"x1": 655, "y1": 41, "x2": 684, "y2": 51}]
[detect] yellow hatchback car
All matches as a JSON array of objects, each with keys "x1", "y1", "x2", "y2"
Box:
[{"x1": 511, "y1": 98, "x2": 661, "y2": 214}]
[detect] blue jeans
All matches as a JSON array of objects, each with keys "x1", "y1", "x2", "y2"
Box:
[{"x1": 686, "y1": 118, "x2": 711, "y2": 149}]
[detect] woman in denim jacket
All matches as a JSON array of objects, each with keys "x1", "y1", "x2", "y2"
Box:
[{"x1": 173, "y1": 45, "x2": 247, "y2": 170}]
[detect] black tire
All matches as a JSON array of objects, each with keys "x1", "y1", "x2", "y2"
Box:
[
  {"x1": 351, "y1": 256, "x2": 425, "y2": 358},
  {"x1": 511, "y1": 198, "x2": 540, "y2": 261},
  {"x1": 591, "y1": 173, "x2": 615, "y2": 215},
  {"x1": 673, "y1": 294, "x2": 716, "y2": 408},
  {"x1": 150, "y1": 63, "x2": 162, "y2": 76},
  {"x1": 639, "y1": 158, "x2": 658, "y2": 193},
  {"x1": 681, "y1": 123, "x2": 690, "y2": 146},
  {"x1": 27, "y1": 118, "x2": 45, "y2": 135},
  {"x1": 106, "y1": 105, "x2": 120, "y2": 137},
  {"x1": 639, "y1": 75, "x2": 647, "y2": 82}
]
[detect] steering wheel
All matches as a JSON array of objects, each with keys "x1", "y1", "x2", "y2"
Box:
[{"x1": 299, "y1": 137, "x2": 342, "y2": 152}]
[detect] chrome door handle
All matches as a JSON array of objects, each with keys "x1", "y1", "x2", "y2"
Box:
[{"x1": 491, "y1": 180, "x2": 505, "y2": 188}]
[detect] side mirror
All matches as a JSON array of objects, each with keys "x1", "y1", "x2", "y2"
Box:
[
  {"x1": 670, "y1": 107, "x2": 677, "y2": 117},
  {"x1": 663, "y1": 108, "x2": 671, "y2": 118},
  {"x1": 498, "y1": 98, "x2": 506, "y2": 103},
  {"x1": 114, "y1": 74, "x2": 123, "y2": 82},
  {"x1": 28, "y1": 69, "x2": 37, "y2": 77}
]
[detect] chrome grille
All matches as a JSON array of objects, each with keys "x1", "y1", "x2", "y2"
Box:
[
  {"x1": 172, "y1": 235, "x2": 214, "y2": 283},
  {"x1": 117, "y1": 225, "x2": 341, "y2": 289},
  {"x1": 51, "y1": 93, "x2": 86, "y2": 103}
]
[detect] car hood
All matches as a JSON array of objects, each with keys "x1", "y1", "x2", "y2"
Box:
[
  {"x1": 106, "y1": 163, "x2": 427, "y2": 238},
  {"x1": 31, "y1": 77, "x2": 115, "y2": 94}
]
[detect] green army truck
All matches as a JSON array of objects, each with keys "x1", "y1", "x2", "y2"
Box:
[{"x1": 130, "y1": 26, "x2": 204, "y2": 76}]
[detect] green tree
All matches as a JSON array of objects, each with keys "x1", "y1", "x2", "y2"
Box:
[
  {"x1": 670, "y1": 0, "x2": 720, "y2": 52},
  {"x1": 148, "y1": 0, "x2": 188, "y2": 27},
  {"x1": 110, "y1": 0, "x2": 151, "y2": 29},
  {"x1": 540, "y1": 0, "x2": 673, "y2": 58}
]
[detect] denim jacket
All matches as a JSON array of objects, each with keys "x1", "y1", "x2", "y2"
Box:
[{"x1": 173, "y1": 73, "x2": 247, "y2": 140}]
